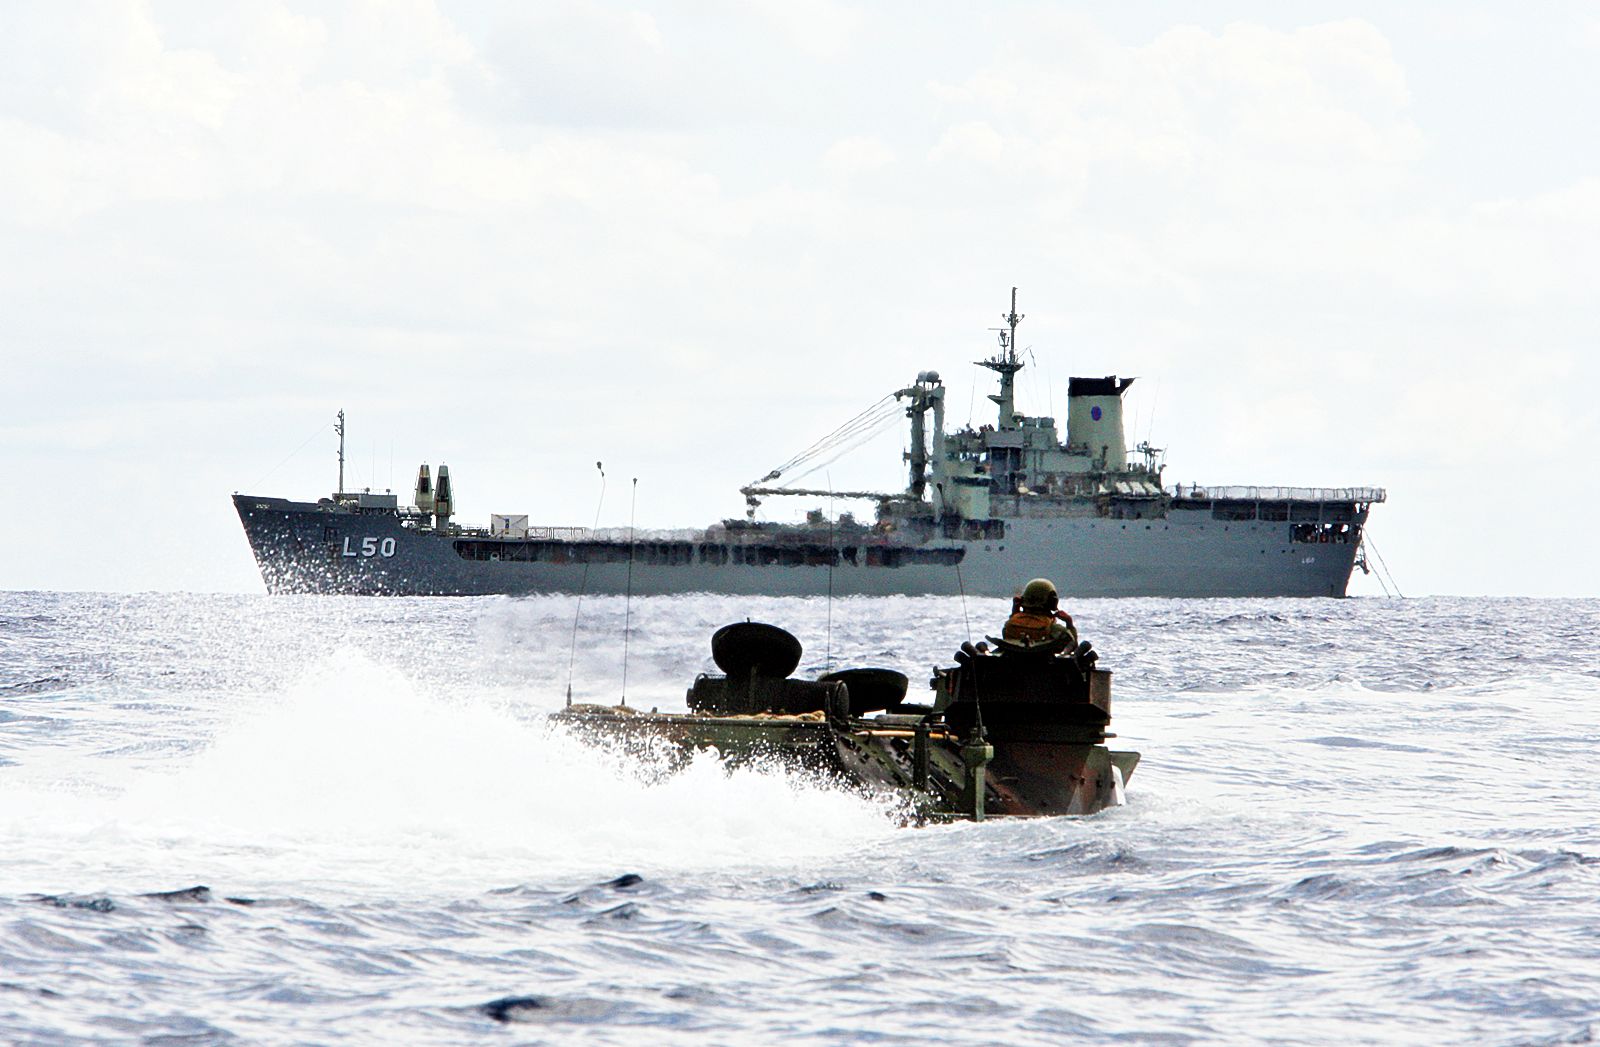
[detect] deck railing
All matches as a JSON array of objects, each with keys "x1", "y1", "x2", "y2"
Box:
[
  {"x1": 1173, "y1": 485, "x2": 1387, "y2": 503},
  {"x1": 523, "y1": 526, "x2": 590, "y2": 540}
]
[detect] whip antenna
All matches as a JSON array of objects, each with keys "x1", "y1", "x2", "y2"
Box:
[
  {"x1": 959, "y1": 559, "x2": 985, "y2": 744},
  {"x1": 621, "y1": 477, "x2": 638, "y2": 706},
  {"x1": 826, "y1": 472, "x2": 836, "y2": 673},
  {"x1": 940, "y1": 484, "x2": 974, "y2": 646},
  {"x1": 950, "y1": 523, "x2": 986, "y2": 821},
  {"x1": 565, "y1": 461, "x2": 606, "y2": 708},
  {"x1": 956, "y1": 567, "x2": 973, "y2": 644}
]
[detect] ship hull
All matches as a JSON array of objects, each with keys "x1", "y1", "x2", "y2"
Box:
[{"x1": 235, "y1": 494, "x2": 1367, "y2": 598}]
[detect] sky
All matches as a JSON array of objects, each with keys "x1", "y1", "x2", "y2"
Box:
[{"x1": 3, "y1": 1, "x2": 1597, "y2": 597}]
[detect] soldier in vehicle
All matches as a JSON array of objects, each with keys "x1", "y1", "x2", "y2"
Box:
[{"x1": 1003, "y1": 577, "x2": 1078, "y2": 648}]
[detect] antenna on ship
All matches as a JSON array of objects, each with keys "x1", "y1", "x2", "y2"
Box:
[
  {"x1": 1004, "y1": 286, "x2": 1023, "y2": 354},
  {"x1": 940, "y1": 483, "x2": 973, "y2": 647},
  {"x1": 825, "y1": 473, "x2": 836, "y2": 674},
  {"x1": 943, "y1": 510, "x2": 989, "y2": 823},
  {"x1": 979, "y1": 288, "x2": 1026, "y2": 429},
  {"x1": 621, "y1": 477, "x2": 638, "y2": 707},
  {"x1": 566, "y1": 461, "x2": 606, "y2": 709},
  {"x1": 335, "y1": 409, "x2": 346, "y2": 497}
]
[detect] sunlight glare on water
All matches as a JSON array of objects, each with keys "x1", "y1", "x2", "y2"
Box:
[{"x1": 2, "y1": 592, "x2": 1599, "y2": 1044}]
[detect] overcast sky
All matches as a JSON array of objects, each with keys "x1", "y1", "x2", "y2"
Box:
[{"x1": 4, "y1": 1, "x2": 1597, "y2": 596}]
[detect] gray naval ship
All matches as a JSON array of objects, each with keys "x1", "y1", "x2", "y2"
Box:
[{"x1": 235, "y1": 292, "x2": 1384, "y2": 598}]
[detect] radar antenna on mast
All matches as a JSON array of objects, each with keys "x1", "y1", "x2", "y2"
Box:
[
  {"x1": 1001, "y1": 286, "x2": 1024, "y2": 357},
  {"x1": 977, "y1": 287, "x2": 1026, "y2": 429}
]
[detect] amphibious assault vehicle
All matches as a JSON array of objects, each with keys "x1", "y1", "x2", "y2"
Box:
[{"x1": 554, "y1": 621, "x2": 1139, "y2": 821}]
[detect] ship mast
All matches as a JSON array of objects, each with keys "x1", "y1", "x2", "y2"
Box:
[
  {"x1": 978, "y1": 288, "x2": 1025, "y2": 429},
  {"x1": 335, "y1": 409, "x2": 346, "y2": 497}
]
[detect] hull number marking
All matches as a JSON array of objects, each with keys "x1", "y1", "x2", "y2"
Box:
[{"x1": 343, "y1": 536, "x2": 397, "y2": 558}]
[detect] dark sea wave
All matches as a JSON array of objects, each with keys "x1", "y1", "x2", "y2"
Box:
[{"x1": 1, "y1": 592, "x2": 1597, "y2": 1044}]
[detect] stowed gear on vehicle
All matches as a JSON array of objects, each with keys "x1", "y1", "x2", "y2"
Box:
[{"x1": 555, "y1": 605, "x2": 1138, "y2": 821}]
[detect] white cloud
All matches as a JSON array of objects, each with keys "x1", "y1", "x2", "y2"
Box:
[
  {"x1": 746, "y1": 0, "x2": 862, "y2": 61},
  {"x1": 821, "y1": 135, "x2": 894, "y2": 177},
  {"x1": 928, "y1": 120, "x2": 1007, "y2": 168}
]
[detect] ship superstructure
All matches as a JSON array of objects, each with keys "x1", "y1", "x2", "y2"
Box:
[{"x1": 234, "y1": 291, "x2": 1385, "y2": 597}]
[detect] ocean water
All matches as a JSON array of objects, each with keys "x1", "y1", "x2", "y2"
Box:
[{"x1": 1, "y1": 591, "x2": 1597, "y2": 1045}]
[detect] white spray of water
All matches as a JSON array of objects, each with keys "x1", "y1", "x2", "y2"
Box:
[{"x1": 1, "y1": 650, "x2": 899, "y2": 898}]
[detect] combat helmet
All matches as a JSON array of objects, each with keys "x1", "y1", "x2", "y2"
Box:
[{"x1": 1019, "y1": 577, "x2": 1059, "y2": 611}]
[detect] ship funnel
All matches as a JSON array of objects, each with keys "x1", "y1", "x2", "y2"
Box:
[
  {"x1": 1067, "y1": 376, "x2": 1135, "y2": 471},
  {"x1": 414, "y1": 464, "x2": 435, "y2": 515},
  {"x1": 434, "y1": 464, "x2": 453, "y2": 525}
]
